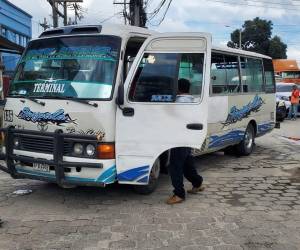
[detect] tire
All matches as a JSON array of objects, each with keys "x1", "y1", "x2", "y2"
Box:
[
  {"x1": 224, "y1": 145, "x2": 236, "y2": 155},
  {"x1": 235, "y1": 124, "x2": 255, "y2": 156},
  {"x1": 159, "y1": 151, "x2": 169, "y2": 174},
  {"x1": 133, "y1": 159, "x2": 160, "y2": 195}
]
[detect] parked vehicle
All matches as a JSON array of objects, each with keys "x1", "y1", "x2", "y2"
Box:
[
  {"x1": 276, "y1": 99, "x2": 287, "y2": 122},
  {"x1": 276, "y1": 82, "x2": 300, "y2": 117},
  {"x1": 0, "y1": 24, "x2": 276, "y2": 194}
]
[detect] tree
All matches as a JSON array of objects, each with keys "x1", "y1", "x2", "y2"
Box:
[
  {"x1": 268, "y1": 36, "x2": 287, "y2": 59},
  {"x1": 227, "y1": 17, "x2": 287, "y2": 59}
]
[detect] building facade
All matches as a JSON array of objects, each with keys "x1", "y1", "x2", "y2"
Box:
[{"x1": 0, "y1": 0, "x2": 32, "y2": 75}]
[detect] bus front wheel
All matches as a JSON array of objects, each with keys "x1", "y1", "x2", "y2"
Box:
[
  {"x1": 236, "y1": 124, "x2": 255, "y2": 156},
  {"x1": 133, "y1": 159, "x2": 160, "y2": 195}
]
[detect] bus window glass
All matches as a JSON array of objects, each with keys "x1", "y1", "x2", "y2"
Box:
[
  {"x1": 178, "y1": 53, "x2": 204, "y2": 97},
  {"x1": 211, "y1": 53, "x2": 240, "y2": 94},
  {"x1": 211, "y1": 53, "x2": 227, "y2": 94},
  {"x1": 224, "y1": 54, "x2": 240, "y2": 93},
  {"x1": 263, "y1": 58, "x2": 275, "y2": 93},
  {"x1": 129, "y1": 53, "x2": 205, "y2": 102},
  {"x1": 129, "y1": 53, "x2": 178, "y2": 102},
  {"x1": 10, "y1": 36, "x2": 121, "y2": 99},
  {"x1": 240, "y1": 57, "x2": 264, "y2": 93}
]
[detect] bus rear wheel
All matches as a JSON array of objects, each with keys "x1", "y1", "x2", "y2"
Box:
[
  {"x1": 236, "y1": 124, "x2": 255, "y2": 156},
  {"x1": 133, "y1": 159, "x2": 160, "y2": 195}
]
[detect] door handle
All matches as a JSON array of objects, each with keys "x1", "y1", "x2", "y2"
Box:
[
  {"x1": 186, "y1": 123, "x2": 203, "y2": 130},
  {"x1": 123, "y1": 107, "x2": 134, "y2": 117}
]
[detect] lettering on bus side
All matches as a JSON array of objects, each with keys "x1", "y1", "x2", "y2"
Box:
[{"x1": 222, "y1": 95, "x2": 265, "y2": 126}]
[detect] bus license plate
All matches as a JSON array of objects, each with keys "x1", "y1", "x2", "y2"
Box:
[{"x1": 32, "y1": 163, "x2": 50, "y2": 172}]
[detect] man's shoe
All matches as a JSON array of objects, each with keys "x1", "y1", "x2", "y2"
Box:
[
  {"x1": 187, "y1": 185, "x2": 205, "y2": 194},
  {"x1": 166, "y1": 195, "x2": 184, "y2": 205}
]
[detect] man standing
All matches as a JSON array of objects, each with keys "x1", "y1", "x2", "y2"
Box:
[
  {"x1": 288, "y1": 85, "x2": 300, "y2": 120},
  {"x1": 166, "y1": 79, "x2": 204, "y2": 205}
]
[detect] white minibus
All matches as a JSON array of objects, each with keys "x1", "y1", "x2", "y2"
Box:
[{"x1": 0, "y1": 24, "x2": 276, "y2": 194}]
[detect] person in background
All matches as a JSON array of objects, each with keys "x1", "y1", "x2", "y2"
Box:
[
  {"x1": 288, "y1": 85, "x2": 300, "y2": 120},
  {"x1": 166, "y1": 78, "x2": 204, "y2": 205}
]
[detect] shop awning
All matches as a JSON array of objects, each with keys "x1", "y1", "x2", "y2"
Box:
[{"x1": 0, "y1": 36, "x2": 24, "y2": 54}]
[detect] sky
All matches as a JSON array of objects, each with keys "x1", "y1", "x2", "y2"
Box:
[{"x1": 8, "y1": 0, "x2": 300, "y2": 60}]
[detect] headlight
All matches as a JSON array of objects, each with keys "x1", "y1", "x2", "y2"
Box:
[
  {"x1": 13, "y1": 137, "x2": 20, "y2": 147},
  {"x1": 73, "y1": 143, "x2": 84, "y2": 155},
  {"x1": 281, "y1": 96, "x2": 290, "y2": 101},
  {"x1": 86, "y1": 144, "x2": 96, "y2": 156}
]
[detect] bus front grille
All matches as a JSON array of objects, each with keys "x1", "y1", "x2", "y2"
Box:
[{"x1": 19, "y1": 135, "x2": 72, "y2": 155}]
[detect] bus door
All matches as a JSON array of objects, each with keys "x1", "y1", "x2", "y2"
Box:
[{"x1": 116, "y1": 33, "x2": 212, "y2": 185}]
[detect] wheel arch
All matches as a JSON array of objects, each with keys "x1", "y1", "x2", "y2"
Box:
[{"x1": 249, "y1": 119, "x2": 257, "y2": 136}]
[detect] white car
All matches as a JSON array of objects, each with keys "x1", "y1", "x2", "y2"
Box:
[{"x1": 276, "y1": 82, "x2": 300, "y2": 116}]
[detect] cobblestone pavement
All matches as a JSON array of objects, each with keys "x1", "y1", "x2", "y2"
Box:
[{"x1": 0, "y1": 121, "x2": 300, "y2": 250}]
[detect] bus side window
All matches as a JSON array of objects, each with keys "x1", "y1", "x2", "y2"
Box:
[
  {"x1": 211, "y1": 53, "x2": 227, "y2": 94},
  {"x1": 240, "y1": 57, "x2": 264, "y2": 93},
  {"x1": 224, "y1": 54, "x2": 240, "y2": 93},
  {"x1": 210, "y1": 53, "x2": 240, "y2": 94},
  {"x1": 178, "y1": 53, "x2": 204, "y2": 98},
  {"x1": 263, "y1": 58, "x2": 275, "y2": 93},
  {"x1": 129, "y1": 53, "x2": 178, "y2": 102}
]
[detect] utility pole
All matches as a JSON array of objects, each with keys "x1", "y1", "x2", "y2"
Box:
[
  {"x1": 40, "y1": 18, "x2": 51, "y2": 31},
  {"x1": 63, "y1": 2, "x2": 68, "y2": 26},
  {"x1": 239, "y1": 29, "x2": 242, "y2": 50},
  {"x1": 47, "y1": 0, "x2": 83, "y2": 28},
  {"x1": 132, "y1": 0, "x2": 140, "y2": 27},
  {"x1": 113, "y1": 0, "x2": 146, "y2": 27},
  {"x1": 52, "y1": 1, "x2": 59, "y2": 27}
]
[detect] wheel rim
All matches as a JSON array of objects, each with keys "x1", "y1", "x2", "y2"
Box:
[{"x1": 244, "y1": 129, "x2": 253, "y2": 149}]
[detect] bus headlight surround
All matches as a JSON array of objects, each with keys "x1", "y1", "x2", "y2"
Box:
[
  {"x1": 86, "y1": 144, "x2": 96, "y2": 156},
  {"x1": 73, "y1": 143, "x2": 84, "y2": 155}
]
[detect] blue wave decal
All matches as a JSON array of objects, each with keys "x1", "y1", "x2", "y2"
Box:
[
  {"x1": 223, "y1": 95, "x2": 265, "y2": 126},
  {"x1": 137, "y1": 176, "x2": 149, "y2": 183},
  {"x1": 17, "y1": 107, "x2": 76, "y2": 125},
  {"x1": 258, "y1": 122, "x2": 274, "y2": 135},
  {"x1": 209, "y1": 130, "x2": 245, "y2": 149},
  {"x1": 117, "y1": 166, "x2": 149, "y2": 182},
  {"x1": 96, "y1": 165, "x2": 117, "y2": 183}
]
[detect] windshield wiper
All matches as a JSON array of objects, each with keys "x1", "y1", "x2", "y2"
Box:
[
  {"x1": 42, "y1": 95, "x2": 98, "y2": 108},
  {"x1": 10, "y1": 95, "x2": 45, "y2": 106}
]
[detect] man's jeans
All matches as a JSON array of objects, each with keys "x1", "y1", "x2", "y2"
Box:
[
  {"x1": 169, "y1": 147, "x2": 203, "y2": 199},
  {"x1": 288, "y1": 104, "x2": 298, "y2": 119}
]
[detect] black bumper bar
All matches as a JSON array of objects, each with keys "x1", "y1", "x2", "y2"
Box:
[{"x1": 0, "y1": 127, "x2": 105, "y2": 186}]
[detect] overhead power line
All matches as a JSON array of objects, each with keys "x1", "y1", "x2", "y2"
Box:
[{"x1": 206, "y1": 0, "x2": 300, "y2": 11}]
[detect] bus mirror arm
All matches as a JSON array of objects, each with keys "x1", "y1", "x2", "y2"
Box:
[
  {"x1": 116, "y1": 84, "x2": 125, "y2": 107},
  {"x1": 116, "y1": 84, "x2": 135, "y2": 117}
]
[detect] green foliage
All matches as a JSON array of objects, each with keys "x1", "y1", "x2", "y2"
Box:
[{"x1": 227, "y1": 17, "x2": 287, "y2": 59}]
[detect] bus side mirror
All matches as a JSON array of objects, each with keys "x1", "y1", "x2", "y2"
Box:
[{"x1": 116, "y1": 84, "x2": 124, "y2": 106}]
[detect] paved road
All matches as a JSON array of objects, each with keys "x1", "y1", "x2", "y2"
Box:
[{"x1": 0, "y1": 121, "x2": 299, "y2": 250}]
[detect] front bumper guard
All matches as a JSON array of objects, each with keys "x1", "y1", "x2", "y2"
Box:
[{"x1": 0, "y1": 127, "x2": 105, "y2": 187}]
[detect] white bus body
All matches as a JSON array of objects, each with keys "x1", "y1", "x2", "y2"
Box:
[{"x1": 0, "y1": 25, "x2": 276, "y2": 193}]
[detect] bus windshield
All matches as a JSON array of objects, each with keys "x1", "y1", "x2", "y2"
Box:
[{"x1": 9, "y1": 35, "x2": 121, "y2": 100}]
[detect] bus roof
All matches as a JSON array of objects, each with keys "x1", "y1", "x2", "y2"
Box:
[
  {"x1": 212, "y1": 45, "x2": 272, "y2": 59},
  {"x1": 34, "y1": 24, "x2": 271, "y2": 60},
  {"x1": 37, "y1": 23, "x2": 156, "y2": 40}
]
